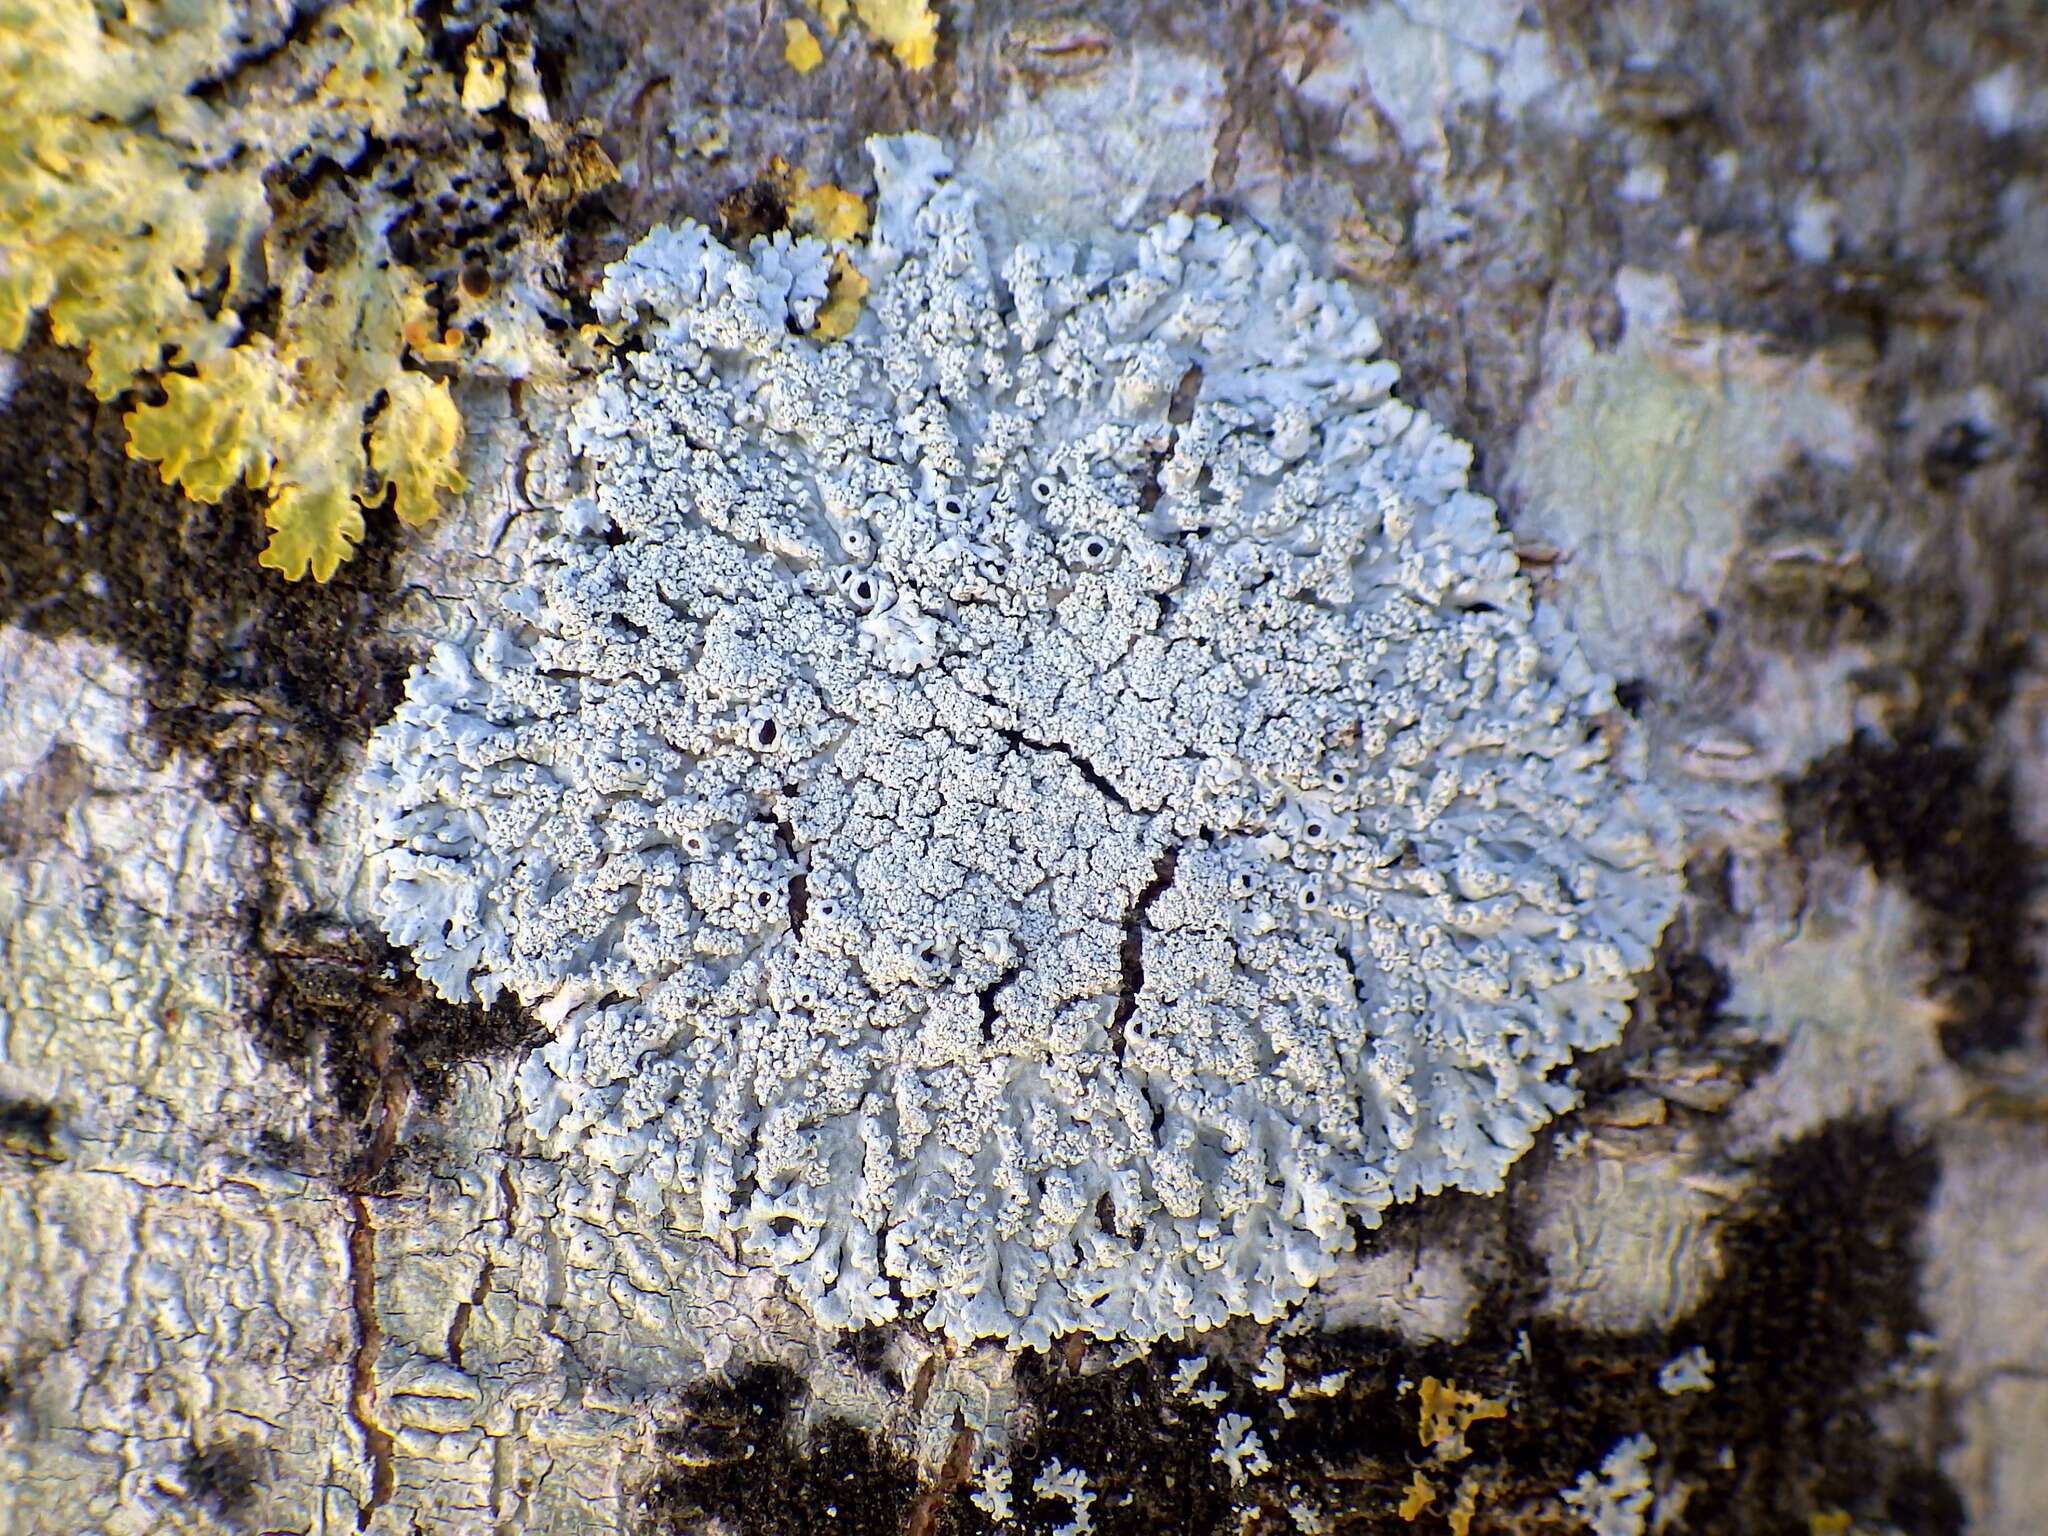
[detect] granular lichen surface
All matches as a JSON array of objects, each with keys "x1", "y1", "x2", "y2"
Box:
[{"x1": 364, "y1": 135, "x2": 1681, "y2": 1346}]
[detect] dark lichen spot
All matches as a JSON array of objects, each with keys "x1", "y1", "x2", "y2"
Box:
[
  {"x1": 1922, "y1": 419, "x2": 1994, "y2": 489},
  {"x1": 1669, "y1": 1114, "x2": 1950, "y2": 1534},
  {"x1": 1003, "y1": 1346, "x2": 1238, "y2": 1536},
  {"x1": 1567, "y1": 933, "x2": 1776, "y2": 1127},
  {"x1": 183, "y1": 1437, "x2": 263, "y2": 1519},
  {"x1": 248, "y1": 916, "x2": 544, "y2": 1178},
  {"x1": 1645, "y1": 943, "x2": 1733, "y2": 1045},
  {"x1": 719, "y1": 177, "x2": 790, "y2": 244},
  {"x1": 0, "y1": 340, "x2": 411, "y2": 831},
  {"x1": 350, "y1": 985, "x2": 538, "y2": 1116},
  {"x1": 0, "y1": 743, "x2": 93, "y2": 861},
  {"x1": 833, "y1": 1325, "x2": 898, "y2": 1383},
  {"x1": 977, "y1": 962, "x2": 1020, "y2": 1044},
  {"x1": 1725, "y1": 455, "x2": 1889, "y2": 652},
  {"x1": 0, "y1": 1096, "x2": 63, "y2": 1166},
  {"x1": 932, "y1": 1114, "x2": 1957, "y2": 1536},
  {"x1": 787, "y1": 867, "x2": 809, "y2": 938},
  {"x1": 1783, "y1": 726, "x2": 2038, "y2": 1058},
  {"x1": 635, "y1": 1363, "x2": 921, "y2": 1536}
]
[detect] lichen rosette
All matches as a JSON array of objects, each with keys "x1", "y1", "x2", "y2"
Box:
[{"x1": 364, "y1": 135, "x2": 1682, "y2": 1345}]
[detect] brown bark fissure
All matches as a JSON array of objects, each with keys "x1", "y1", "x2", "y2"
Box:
[
  {"x1": 445, "y1": 1259, "x2": 490, "y2": 1372},
  {"x1": 345, "y1": 1194, "x2": 397, "y2": 1528},
  {"x1": 344, "y1": 1010, "x2": 409, "y2": 1528},
  {"x1": 903, "y1": 1418, "x2": 977, "y2": 1536}
]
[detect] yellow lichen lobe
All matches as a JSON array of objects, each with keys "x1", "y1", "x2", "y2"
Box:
[
  {"x1": 751, "y1": 158, "x2": 870, "y2": 340},
  {"x1": 804, "y1": 0, "x2": 937, "y2": 70},
  {"x1": 373, "y1": 372, "x2": 468, "y2": 529},
  {"x1": 1417, "y1": 1377, "x2": 1508, "y2": 1463},
  {"x1": 783, "y1": 18, "x2": 824, "y2": 74},
  {"x1": 261, "y1": 473, "x2": 368, "y2": 585},
  {"x1": 0, "y1": 0, "x2": 267, "y2": 395},
  {"x1": 855, "y1": 0, "x2": 938, "y2": 69},
  {"x1": 1398, "y1": 1471, "x2": 1437, "y2": 1521},
  {"x1": 123, "y1": 351, "x2": 278, "y2": 507},
  {"x1": 772, "y1": 160, "x2": 870, "y2": 244},
  {"x1": 812, "y1": 252, "x2": 870, "y2": 341},
  {"x1": 1446, "y1": 1473, "x2": 1481, "y2": 1536},
  {"x1": 461, "y1": 48, "x2": 509, "y2": 112},
  {"x1": 324, "y1": 0, "x2": 427, "y2": 128},
  {"x1": 2, "y1": 0, "x2": 475, "y2": 581},
  {"x1": 121, "y1": 241, "x2": 468, "y2": 583}
]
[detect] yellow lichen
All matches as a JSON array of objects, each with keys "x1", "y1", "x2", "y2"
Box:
[
  {"x1": 0, "y1": 0, "x2": 265, "y2": 396},
  {"x1": 494, "y1": 32, "x2": 554, "y2": 131},
  {"x1": 373, "y1": 373, "x2": 468, "y2": 529},
  {"x1": 688, "y1": 118, "x2": 732, "y2": 158},
  {"x1": 1397, "y1": 1471, "x2": 1437, "y2": 1521},
  {"x1": 751, "y1": 159, "x2": 870, "y2": 340},
  {"x1": 804, "y1": 0, "x2": 938, "y2": 70},
  {"x1": 321, "y1": 0, "x2": 427, "y2": 129},
  {"x1": 121, "y1": 351, "x2": 277, "y2": 509},
  {"x1": 262, "y1": 475, "x2": 368, "y2": 587},
  {"x1": 121, "y1": 233, "x2": 468, "y2": 582},
  {"x1": 1809, "y1": 1514, "x2": 1854, "y2": 1536},
  {"x1": 1446, "y1": 1474, "x2": 1482, "y2": 1536},
  {"x1": 461, "y1": 48, "x2": 509, "y2": 112},
  {"x1": 783, "y1": 18, "x2": 825, "y2": 74},
  {"x1": 812, "y1": 251, "x2": 871, "y2": 341},
  {"x1": 854, "y1": 0, "x2": 939, "y2": 68},
  {"x1": 1417, "y1": 1377, "x2": 1508, "y2": 1464},
  {"x1": 772, "y1": 161, "x2": 870, "y2": 244},
  {"x1": 0, "y1": 0, "x2": 481, "y2": 581}
]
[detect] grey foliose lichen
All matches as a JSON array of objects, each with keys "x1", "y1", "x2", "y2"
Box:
[{"x1": 363, "y1": 133, "x2": 1682, "y2": 1346}]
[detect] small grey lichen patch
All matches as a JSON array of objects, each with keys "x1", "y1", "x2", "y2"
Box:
[
  {"x1": 1213, "y1": 1412, "x2": 1273, "y2": 1488},
  {"x1": 1657, "y1": 1345, "x2": 1714, "y2": 1395},
  {"x1": 361, "y1": 133, "x2": 1681, "y2": 1345},
  {"x1": 1032, "y1": 1458, "x2": 1098, "y2": 1536},
  {"x1": 1562, "y1": 1433, "x2": 1658, "y2": 1536}
]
